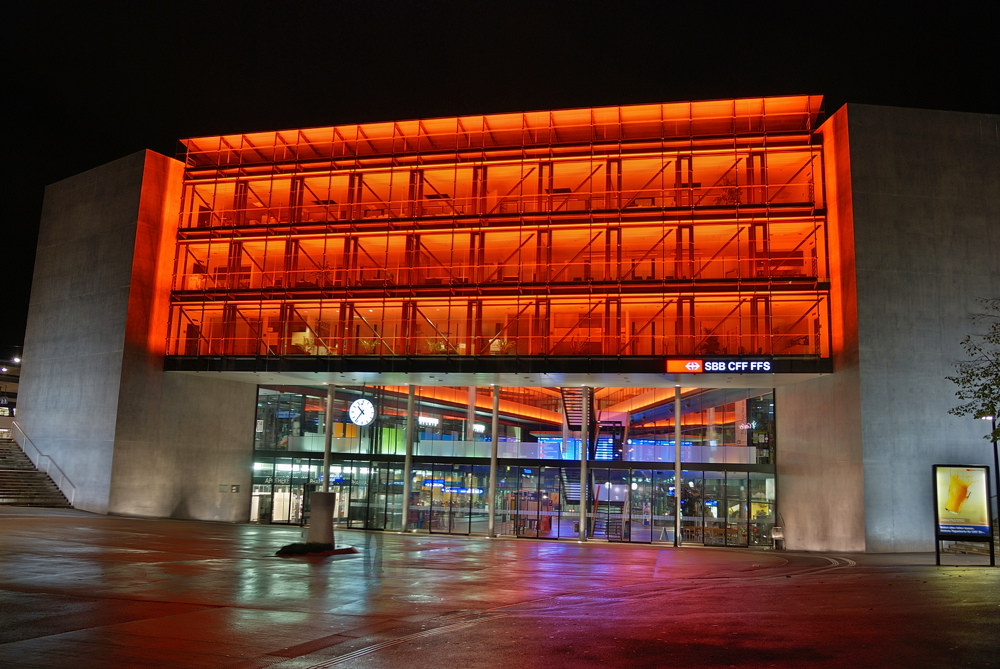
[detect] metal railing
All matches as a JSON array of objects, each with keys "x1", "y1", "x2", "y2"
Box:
[{"x1": 11, "y1": 421, "x2": 76, "y2": 506}]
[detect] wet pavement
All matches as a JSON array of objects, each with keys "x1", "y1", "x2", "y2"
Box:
[{"x1": 1, "y1": 507, "x2": 997, "y2": 668}]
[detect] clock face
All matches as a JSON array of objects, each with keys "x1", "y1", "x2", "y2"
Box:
[{"x1": 349, "y1": 398, "x2": 376, "y2": 426}]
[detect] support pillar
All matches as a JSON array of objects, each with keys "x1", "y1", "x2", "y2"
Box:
[
  {"x1": 322, "y1": 387, "x2": 334, "y2": 493},
  {"x1": 674, "y1": 385, "x2": 683, "y2": 547},
  {"x1": 401, "y1": 385, "x2": 416, "y2": 531},
  {"x1": 307, "y1": 387, "x2": 337, "y2": 545},
  {"x1": 467, "y1": 386, "x2": 478, "y2": 441},
  {"x1": 488, "y1": 385, "x2": 500, "y2": 536},
  {"x1": 579, "y1": 386, "x2": 590, "y2": 541}
]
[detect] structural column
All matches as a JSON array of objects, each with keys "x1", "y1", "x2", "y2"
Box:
[
  {"x1": 400, "y1": 385, "x2": 416, "y2": 531},
  {"x1": 487, "y1": 386, "x2": 500, "y2": 536},
  {"x1": 674, "y1": 385, "x2": 683, "y2": 547},
  {"x1": 307, "y1": 386, "x2": 337, "y2": 546},
  {"x1": 579, "y1": 386, "x2": 590, "y2": 541},
  {"x1": 321, "y1": 387, "x2": 334, "y2": 492},
  {"x1": 466, "y1": 385, "x2": 478, "y2": 441}
]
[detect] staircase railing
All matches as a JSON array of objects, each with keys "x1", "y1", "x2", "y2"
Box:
[{"x1": 10, "y1": 421, "x2": 76, "y2": 506}]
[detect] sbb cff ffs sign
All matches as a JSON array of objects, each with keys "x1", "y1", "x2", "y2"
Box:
[{"x1": 666, "y1": 358, "x2": 773, "y2": 374}]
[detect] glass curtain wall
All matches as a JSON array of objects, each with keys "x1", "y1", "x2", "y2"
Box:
[
  {"x1": 250, "y1": 384, "x2": 778, "y2": 547},
  {"x1": 169, "y1": 97, "x2": 830, "y2": 363}
]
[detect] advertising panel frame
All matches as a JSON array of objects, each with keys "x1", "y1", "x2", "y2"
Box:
[{"x1": 932, "y1": 464, "x2": 995, "y2": 566}]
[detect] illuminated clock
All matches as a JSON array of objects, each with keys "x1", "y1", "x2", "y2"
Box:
[{"x1": 349, "y1": 398, "x2": 376, "y2": 426}]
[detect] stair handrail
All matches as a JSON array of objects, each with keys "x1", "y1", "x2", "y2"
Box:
[{"x1": 10, "y1": 420, "x2": 76, "y2": 506}]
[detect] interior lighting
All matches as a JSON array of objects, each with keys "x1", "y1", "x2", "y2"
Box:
[
  {"x1": 418, "y1": 415, "x2": 439, "y2": 427},
  {"x1": 473, "y1": 423, "x2": 486, "y2": 433}
]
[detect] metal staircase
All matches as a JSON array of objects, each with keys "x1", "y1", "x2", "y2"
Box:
[
  {"x1": 0, "y1": 439, "x2": 72, "y2": 508},
  {"x1": 559, "y1": 387, "x2": 595, "y2": 432},
  {"x1": 560, "y1": 387, "x2": 600, "y2": 458},
  {"x1": 560, "y1": 467, "x2": 582, "y2": 504}
]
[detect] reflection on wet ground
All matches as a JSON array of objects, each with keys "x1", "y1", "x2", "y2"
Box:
[{"x1": 0, "y1": 507, "x2": 997, "y2": 668}]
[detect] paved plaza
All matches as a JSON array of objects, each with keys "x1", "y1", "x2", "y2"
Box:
[{"x1": 0, "y1": 507, "x2": 997, "y2": 668}]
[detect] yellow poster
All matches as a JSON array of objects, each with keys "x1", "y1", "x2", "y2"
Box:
[{"x1": 934, "y1": 465, "x2": 991, "y2": 537}]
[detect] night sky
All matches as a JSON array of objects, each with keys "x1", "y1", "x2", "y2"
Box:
[{"x1": 6, "y1": 1, "x2": 997, "y2": 351}]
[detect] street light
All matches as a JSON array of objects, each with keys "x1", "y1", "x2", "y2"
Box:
[{"x1": 981, "y1": 411, "x2": 999, "y2": 522}]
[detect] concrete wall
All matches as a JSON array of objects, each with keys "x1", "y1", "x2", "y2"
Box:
[
  {"x1": 847, "y1": 105, "x2": 1000, "y2": 551},
  {"x1": 108, "y1": 372, "x2": 256, "y2": 521},
  {"x1": 18, "y1": 151, "x2": 156, "y2": 513},
  {"x1": 20, "y1": 150, "x2": 258, "y2": 521},
  {"x1": 777, "y1": 106, "x2": 866, "y2": 552},
  {"x1": 779, "y1": 105, "x2": 999, "y2": 552},
  {"x1": 101, "y1": 152, "x2": 258, "y2": 521}
]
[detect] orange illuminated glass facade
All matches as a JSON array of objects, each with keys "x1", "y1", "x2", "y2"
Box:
[{"x1": 168, "y1": 96, "x2": 830, "y2": 366}]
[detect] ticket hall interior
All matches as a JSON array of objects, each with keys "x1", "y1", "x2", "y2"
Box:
[{"x1": 244, "y1": 382, "x2": 784, "y2": 546}]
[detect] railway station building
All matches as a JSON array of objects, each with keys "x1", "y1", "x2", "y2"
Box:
[{"x1": 16, "y1": 95, "x2": 1000, "y2": 551}]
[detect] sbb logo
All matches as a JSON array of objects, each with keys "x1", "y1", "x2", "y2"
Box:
[
  {"x1": 666, "y1": 359, "x2": 703, "y2": 373},
  {"x1": 704, "y1": 361, "x2": 728, "y2": 371}
]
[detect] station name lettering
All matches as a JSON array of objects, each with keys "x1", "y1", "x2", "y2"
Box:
[{"x1": 704, "y1": 360, "x2": 772, "y2": 372}]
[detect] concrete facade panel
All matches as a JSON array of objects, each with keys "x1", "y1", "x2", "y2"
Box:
[
  {"x1": 18, "y1": 152, "x2": 153, "y2": 513},
  {"x1": 845, "y1": 105, "x2": 1000, "y2": 551},
  {"x1": 776, "y1": 370, "x2": 866, "y2": 552},
  {"x1": 776, "y1": 104, "x2": 866, "y2": 552},
  {"x1": 109, "y1": 374, "x2": 256, "y2": 522}
]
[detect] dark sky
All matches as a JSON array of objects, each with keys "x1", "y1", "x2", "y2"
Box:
[{"x1": 6, "y1": 1, "x2": 997, "y2": 351}]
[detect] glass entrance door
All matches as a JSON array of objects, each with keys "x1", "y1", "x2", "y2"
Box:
[
  {"x1": 592, "y1": 469, "x2": 628, "y2": 541},
  {"x1": 724, "y1": 473, "x2": 750, "y2": 547},
  {"x1": 626, "y1": 470, "x2": 653, "y2": 543},
  {"x1": 514, "y1": 468, "x2": 541, "y2": 537},
  {"x1": 702, "y1": 472, "x2": 726, "y2": 545},
  {"x1": 365, "y1": 462, "x2": 391, "y2": 530},
  {"x1": 749, "y1": 472, "x2": 776, "y2": 546},
  {"x1": 428, "y1": 463, "x2": 475, "y2": 535},
  {"x1": 271, "y1": 458, "x2": 314, "y2": 525},
  {"x1": 650, "y1": 470, "x2": 676, "y2": 543}
]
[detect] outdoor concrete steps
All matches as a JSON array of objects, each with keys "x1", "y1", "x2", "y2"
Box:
[
  {"x1": 0, "y1": 440, "x2": 72, "y2": 508},
  {"x1": 0, "y1": 439, "x2": 37, "y2": 470}
]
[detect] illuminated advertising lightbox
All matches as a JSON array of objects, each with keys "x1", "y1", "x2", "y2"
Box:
[{"x1": 933, "y1": 465, "x2": 992, "y2": 538}]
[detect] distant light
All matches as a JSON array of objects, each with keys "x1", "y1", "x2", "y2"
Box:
[
  {"x1": 12, "y1": 357, "x2": 19, "y2": 363},
  {"x1": 473, "y1": 423, "x2": 486, "y2": 433},
  {"x1": 418, "y1": 416, "x2": 439, "y2": 427}
]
